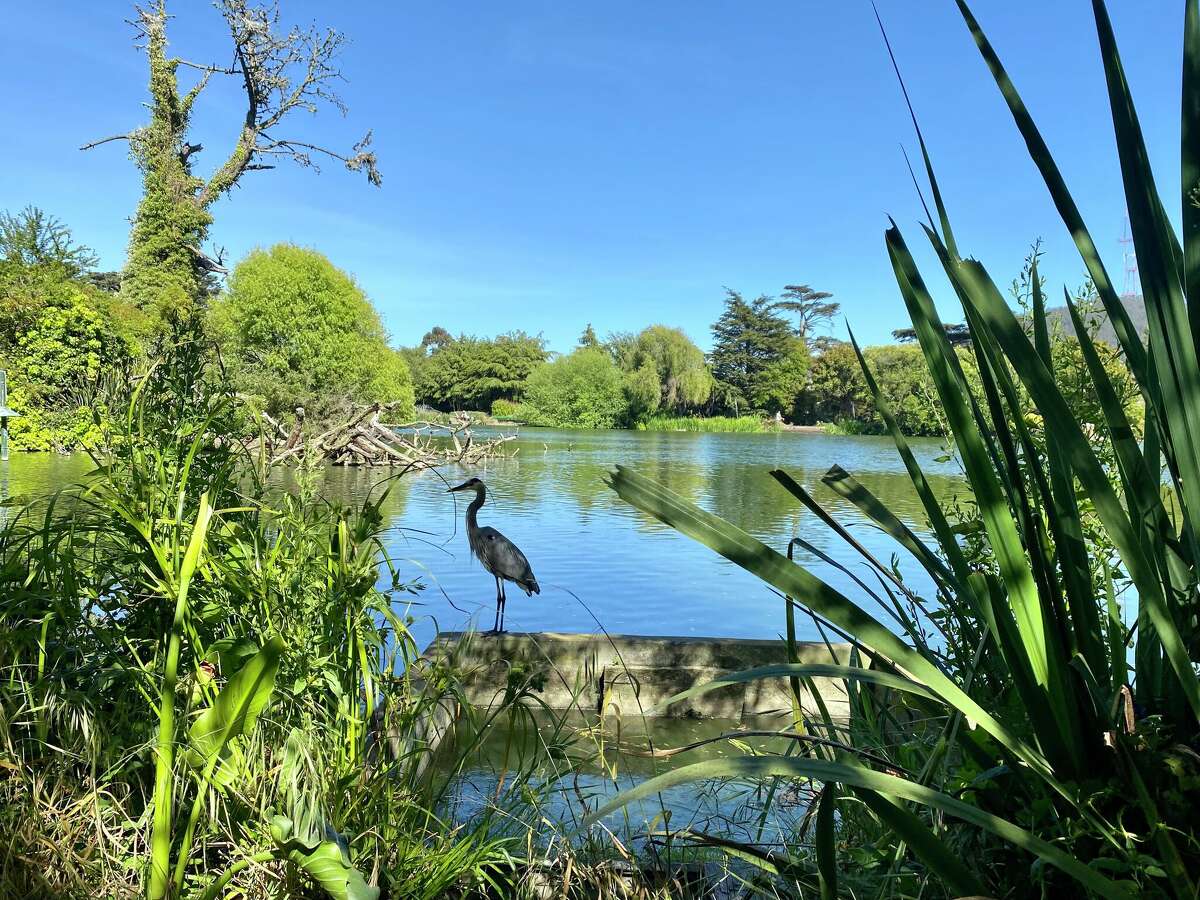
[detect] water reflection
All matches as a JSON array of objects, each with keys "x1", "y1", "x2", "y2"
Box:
[{"x1": 2, "y1": 430, "x2": 963, "y2": 650}]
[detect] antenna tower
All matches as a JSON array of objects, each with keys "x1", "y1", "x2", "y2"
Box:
[{"x1": 1118, "y1": 218, "x2": 1139, "y2": 298}]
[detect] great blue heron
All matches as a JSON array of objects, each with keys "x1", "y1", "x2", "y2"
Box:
[{"x1": 447, "y1": 477, "x2": 539, "y2": 633}]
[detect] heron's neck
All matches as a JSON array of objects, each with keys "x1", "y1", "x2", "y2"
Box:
[{"x1": 465, "y1": 484, "x2": 486, "y2": 529}]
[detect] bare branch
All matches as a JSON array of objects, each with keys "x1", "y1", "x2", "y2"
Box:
[
  {"x1": 174, "y1": 59, "x2": 238, "y2": 75},
  {"x1": 80, "y1": 134, "x2": 134, "y2": 151},
  {"x1": 255, "y1": 132, "x2": 380, "y2": 185},
  {"x1": 187, "y1": 243, "x2": 227, "y2": 274},
  {"x1": 199, "y1": 0, "x2": 380, "y2": 203}
]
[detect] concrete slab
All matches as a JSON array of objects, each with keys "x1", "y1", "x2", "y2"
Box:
[{"x1": 424, "y1": 631, "x2": 853, "y2": 719}]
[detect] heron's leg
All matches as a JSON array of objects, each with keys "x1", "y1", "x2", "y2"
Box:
[
  {"x1": 498, "y1": 580, "x2": 507, "y2": 633},
  {"x1": 492, "y1": 576, "x2": 503, "y2": 633}
]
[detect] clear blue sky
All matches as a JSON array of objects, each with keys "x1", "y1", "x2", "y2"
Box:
[{"x1": 0, "y1": 2, "x2": 1183, "y2": 353}]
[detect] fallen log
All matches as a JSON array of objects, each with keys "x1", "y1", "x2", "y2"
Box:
[{"x1": 248, "y1": 405, "x2": 518, "y2": 470}]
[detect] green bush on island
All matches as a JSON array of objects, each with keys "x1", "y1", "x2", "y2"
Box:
[
  {"x1": 405, "y1": 329, "x2": 547, "y2": 412},
  {"x1": 520, "y1": 347, "x2": 627, "y2": 428},
  {"x1": 208, "y1": 244, "x2": 415, "y2": 421}
]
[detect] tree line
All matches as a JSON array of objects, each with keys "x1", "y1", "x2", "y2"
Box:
[{"x1": 1, "y1": 205, "x2": 1141, "y2": 447}]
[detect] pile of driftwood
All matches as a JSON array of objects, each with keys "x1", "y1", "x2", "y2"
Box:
[{"x1": 253, "y1": 403, "x2": 517, "y2": 470}]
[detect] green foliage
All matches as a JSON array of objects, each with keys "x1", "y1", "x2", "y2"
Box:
[
  {"x1": 0, "y1": 211, "x2": 143, "y2": 450},
  {"x1": 577, "y1": 323, "x2": 600, "y2": 349},
  {"x1": 0, "y1": 205, "x2": 98, "y2": 280},
  {"x1": 0, "y1": 340, "x2": 517, "y2": 898},
  {"x1": 489, "y1": 397, "x2": 523, "y2": 420},
  {"x1": 409, "y1": 331, "x2": 547, "y2": 411},
  {"x1": 621, "y1": 362, "x2": 662, "y2": 422},
  {"x1": 209, "y1": 244, "x2": 414, "y2": 421},
  {"x1": 635, "y1": 415, "x2": 774, "y2": 433},
  {"x1": 860, "y1": 344, "x2": 943, "y2": 435},
  {"x1": 521, "y1": 347, "x2": 627, "y2": 428},
  {"x1": 709, "y1": 291, "x2": 802, "y2": 414},
  {"x1": 805, "y1": 342, "x2": 870, "y2": 424},
  {"x1": 624, "y1": 325, "x2": 712, "y2": 415},
  {"x1": 771, "y1": 283, "x2": 839, "y2": 346},
  {"x1": 751, "y1": 344, "x2": 810, "y2": 416}
]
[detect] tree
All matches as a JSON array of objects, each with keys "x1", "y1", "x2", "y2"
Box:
[
  {"x1": 83, "y1": 0, "x2": 380, "y2": 321},
  {"x1": 578, "y1": 323, "x2": 600, "y2": 349},
  {"x1": 522, "y1": 348, "x2": 627, "y2": 428},
  {"x1": 709, "y1": 291, "x2": 797, "y2": 412},
  {"x1": 621, "y1": 363, "x2": 661, "y2": 423},
  {"x1": 0, "y1": 206, "x2": 98, "y2": 281},
  {"x1": 804, "y1": 341, "x2": 869, "y2": 423},
  {"x1": 753, "y1": 345, "x2": 810, "y2": 417},
  {"x1": 772, "y1": 284, "x2": 839, "y2": 345},
  {"x1": 603, "y1": 330, "x2": 638, "y2": 369},
  {"x1": 421, "y1": 326, "x2": 454, "y2": 352},
  {"x1": 0, "y1": 208, "x2": 144, "y2": 450},
  {"x1": 414, "y1": 331, "x2": 547, "y2": 410},
  {"x1": 626, "y1": 325, "x2": 712, "y2": 414},
  {"x1": 893, "y1": 322, "x2": 972, "y2": 345},
  {"x1": 208, "y1": 244, "x2": 413, "y2": 419}
]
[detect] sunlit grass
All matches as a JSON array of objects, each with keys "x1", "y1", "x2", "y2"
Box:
[{"x1": 635, "y1": 415, "x2": 777, "y2": 433}]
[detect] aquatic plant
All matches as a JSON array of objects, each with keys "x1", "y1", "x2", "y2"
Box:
[
  {"x1": 635, "y1": 415, "x2": 778, "y2": 433},
  {"x1": 598, "y1": 1, "x2": 1200, "y2": 896}
]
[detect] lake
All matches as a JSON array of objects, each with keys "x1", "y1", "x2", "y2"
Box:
[{"x1": 1, "y1": 428, "x2": 962, "y2": 651}]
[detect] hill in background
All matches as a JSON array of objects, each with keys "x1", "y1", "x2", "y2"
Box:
[{"x1": 1042, "y1": 293, "x2": 1146, "y2": 347}]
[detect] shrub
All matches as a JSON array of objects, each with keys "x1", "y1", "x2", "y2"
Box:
[
  {"x1": 521, "y1": 348, "x2": 627, "y2": 428},
  {"x1": 209, "y1": 244, "x2": 414, "y2": 420}
]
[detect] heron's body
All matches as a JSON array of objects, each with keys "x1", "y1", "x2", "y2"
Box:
[{"x1": 450, "y1": 478, "x2": 539, "y2": 632}]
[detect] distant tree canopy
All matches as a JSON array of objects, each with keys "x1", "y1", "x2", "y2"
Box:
[
  {"x1": 624, "y1": 325, "x2": 712, "y2": 415},
  {"x1": 407, "y1": 331, "x2": 547, "y2": 411},
  {"x1": 892, "y1": 322, "x2": 972, "y2": 346},
  {"x1": 521, "y1": 348, "x2": 627, "y2": 428},
  {"x1": 1, "y1": 206, "x2": 98, "y2": 281},
  {"x1": 772, "y1": 284, "x2": 839, "y2": 346},
  {"x1": 0, "y1": 208, "x2": 141, "y2": 449},
  {"x1": 83, "y1": 0, "x2": 380, "y2": 324},
  {"x1": 577, "y1": 323, "x2": 600, "y2": 349},
  {"x1": 710, "y1": 291, "x2": 799, "y2": 414},
  {"x1": 208, "y1": 244, "x2": 413, "y2": 420}
]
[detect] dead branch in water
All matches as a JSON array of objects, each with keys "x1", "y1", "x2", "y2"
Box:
[{"x1": 248, "y1": 404, "x2": 517, "y2": 470}]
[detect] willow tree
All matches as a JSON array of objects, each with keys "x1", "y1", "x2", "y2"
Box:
[{"x1": 82, "y1": 0, "x2": 381, "y2": 321}]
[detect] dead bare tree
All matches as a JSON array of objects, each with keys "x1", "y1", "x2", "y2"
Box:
[{"x1": 82, "y1": 0, "x2": 380, "y2": 319}]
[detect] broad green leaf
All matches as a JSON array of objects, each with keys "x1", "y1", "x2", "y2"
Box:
[
  {"x1": 950, "y1": 258, "x2": 1200, "y2": 721},
  {"x1": 270, "y1": 813, "x2": 379, "y2": 900},
  {"x1": 187, "y1": 636, "x2": 284, "y2": 782},
  {"x1": 1184, "y1": 0, "x2": 1200, "y2": 338},
  {"x1": 887, "y1": 226, "x2": 1076, "y2": 769},
  {"x1": 954, "y1": 0, "x2": 1148, "y2": 384}
]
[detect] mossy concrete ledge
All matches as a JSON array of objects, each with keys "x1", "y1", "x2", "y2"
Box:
[{"x1": 424, "y1": 632, "x2": 853, "y2": 719}]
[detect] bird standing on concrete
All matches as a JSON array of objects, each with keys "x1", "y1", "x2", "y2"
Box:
[{"x1": 447, "y1": 477, "x2": 539, "y2": 633}]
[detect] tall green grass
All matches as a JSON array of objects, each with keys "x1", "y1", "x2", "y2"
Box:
[
  {"x1": 0, "y1": 339, "x2": 555, "y2": 898},
  {"x1": 594, "y1": 1, "x2": 1200, "y2": 896},
  {"x1": 636, "y1": 415, "x2": 777, "y2": 433}
]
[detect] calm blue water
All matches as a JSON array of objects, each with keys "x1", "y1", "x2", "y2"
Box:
[{"x1": 1, "y1": 429, "x2": 962, "y2": 649}]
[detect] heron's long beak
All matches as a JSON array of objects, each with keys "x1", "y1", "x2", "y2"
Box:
[{"x1": 447, "y1": 481, "x2": 471, "y2": 493}]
